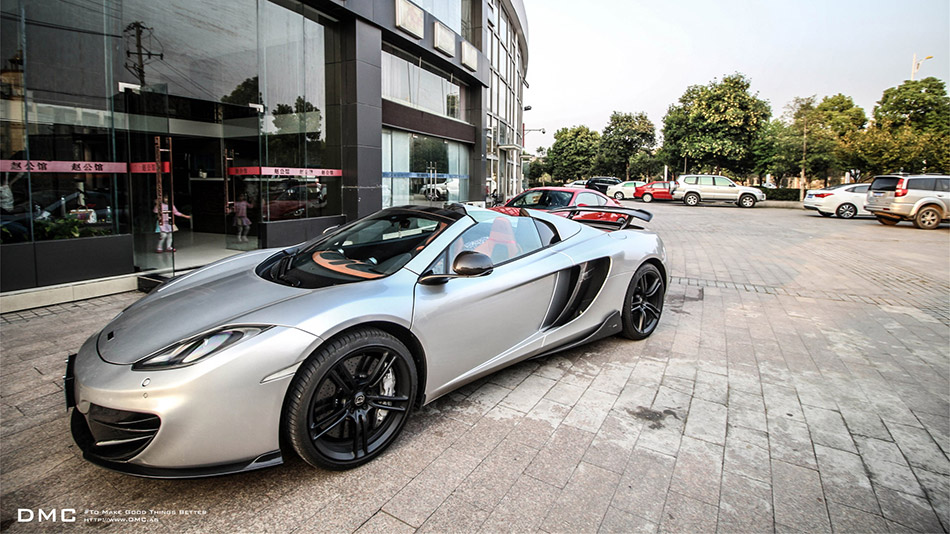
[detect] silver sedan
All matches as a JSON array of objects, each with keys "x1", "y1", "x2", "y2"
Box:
[{"x1": 67, "y1": 204, "x2": 668, "y2": 477}]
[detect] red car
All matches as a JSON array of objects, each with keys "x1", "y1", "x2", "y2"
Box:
[
  {"x1": 499, "y1": 187, "x2": 625, "y2": 224},
  {"x1": 634, "y1": 181, "x2": 674, "y2": 202}
]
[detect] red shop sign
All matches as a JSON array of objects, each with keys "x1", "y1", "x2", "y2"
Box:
[{"x1": 227, "y1": 166, "x2": 342, "y2": 177}]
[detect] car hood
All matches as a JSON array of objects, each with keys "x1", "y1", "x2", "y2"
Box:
[{"x1": 97, "y1": 250, "x2": 306, "y2": 365}]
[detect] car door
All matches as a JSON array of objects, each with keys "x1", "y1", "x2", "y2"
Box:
[
  {"x1": 935, "y1": 178, "x2": 950, "y2": 214},
  {"x1": 713, "y1": 176, "x2": 736, "y2": 200},
  {"x1": 412, "y1": 212, "x2": 562, "y2": 399},
  {"x1": 846, "y1": 184, "x2": 871, "y2": 215},
  {"x1": 697, "y1": 176, "x2": 717, "y2": 199}
]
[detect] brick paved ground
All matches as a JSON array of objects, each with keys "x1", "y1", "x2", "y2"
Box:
[{"x1": 1, "y1": 203, "x2": 948, "y2": 533}]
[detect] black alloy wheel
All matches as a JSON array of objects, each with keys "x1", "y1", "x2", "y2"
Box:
[
  {"x1": 642, "y1": 193, "x2": 653, "y2": 203},
  {"x1": 285, "y1": 328, "x2": 416, "y2": 470},
  {"x1": 684, "y1": 193, "x2": 700, "y2": 206},
  {"x1": 836, "y1": 203, "x2": 857, "y2": 219},
  {"x1": 913, "y1": 206, "x2": 942, "y2": 229},
  {"x1": 621, "y1": 263, "x2": 665, "y2": 340},
  {"x1": 876, "y1": 215, "x2": 900, "y2": 226}
]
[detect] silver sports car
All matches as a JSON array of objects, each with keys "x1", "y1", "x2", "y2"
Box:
[{"x1": 66, "y1": 203, "x2": 667, "y2": 478}]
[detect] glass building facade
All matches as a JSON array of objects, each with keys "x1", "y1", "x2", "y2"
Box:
[{"x1": 0, "y1": 0, "x2": 528, "y2": 294}]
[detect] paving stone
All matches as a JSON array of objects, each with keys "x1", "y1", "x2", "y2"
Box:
[
  {"x1": 562, "y1": 386, "x2": 618, "y2": 433},
  {"x1": 813, "y1": 444, "x2": 879, "y2": 514},
  {"x1": 768, "y1": 416, "x2": 817, "y2": 470},
  {"x1": 355, "y1": 512, "x2": 414, "y2": 534},
  {"x1": 611, "y1": 447, "x2": 676, "y2": 524},
  {"x1": 524, "y1": 424, "x2": 594, "y2": 489},
  {"x1": 583, "y1": 410, "x2": 642, "y2": 474},
  {"x1": 589, "y1": 363, "x2": 633, "y2": 396},
  {"x1": 453, "y1": 438, "x2": 537, "y2": 511},
  {"x1": 478, "y1": 474, "x2": 560, "y2": 533},
  {"x1": 383, "y1": 447, "x2": 481, "y2": 527},
  {"x1": 717, "y1": 471, "x2": 772, "y2": 534},
  {"x1": 669, "y1": 436, "x2": 723, "y2": 506},
  {"x1": 801, "y1": 405, "x2": 857, "y2": 453},
  {"x1": 499, "y1": 374, "x2": 557, "y2": 413},
  {"x1": 506, "y1": 398, "x2": 571, "y2": 450},
  {"x1": 914, "y1": 468, "x2": 950, "y2": 533},
  {"x1": 417, "y1": 495, "x2": 488, "y2": 534},
  {"x1": 599, "y1": 506, "x2": 658, "y2": 534},
  {"x1": 541, "y1": 462, "x2": 620, "y2": 533},
  {"x1": 723, "y1": 425, "x2": 771, "y2": 483},
  {"x1": 875, "y1": 486, "x2": 945, "y2": 534},
  {"x1": 683, "y1": 398, "x2": 727, "y2": 446},
  {"x1": 826, "y1": 501, "x2": 888, "y2": 534},
  {"x1": 771, "y1": 460, "x2": 831, "y2": 533},
  {"x1": 658, "y1": 491, "x2": 718, "y2": 534},
  {"x1": 450, "y1": 404, "x2": 522, "y2": 460},
  {"x1": 544, "y1": 381, "x2": 587, "y2": 406},
  {"x1": 884, "y1": 420, "x2": 950, "y2": 476}
]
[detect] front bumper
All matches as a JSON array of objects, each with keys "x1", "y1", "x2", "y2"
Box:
[{"x1": 68, "y1": 326, "x2": 320, "y2": 477}]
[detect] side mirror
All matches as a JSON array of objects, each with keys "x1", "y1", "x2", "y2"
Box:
[
  {"x1": 419, "y1": 251, "x2": 494, "y2": 285},
  {"x1": 729, "y1": 184, "x2": 736, "y2": 188}
]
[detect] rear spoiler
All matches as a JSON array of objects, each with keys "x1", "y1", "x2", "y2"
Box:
[{"x1": 549, "y1": 206, "x2": 653, "y2": 231}]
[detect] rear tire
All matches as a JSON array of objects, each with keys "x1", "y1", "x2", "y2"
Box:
[
  {"x1": 684, "y1": 193, "x2": 700, "y2": 206},
  {"x1": 642, "y1": 193, "x2": 653, "y2": 203},
  {"x1": 835, "y1": 203, "x2": 857, "y2": 219},
  {"x1": 621, "y1": 263, "x2": 665, "y2": 340},
  {"x1": 913, "y1": 206, "x2": 942, "y2": 229},
  {"x1": 285, "y1": 328, "x2": 416, "y2": 470},
  {"x1": 876, "y1": 216, "x2": 900, "y2": 226}
]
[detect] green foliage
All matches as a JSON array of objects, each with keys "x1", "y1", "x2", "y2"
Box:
[
  {"x1": 594, "y1": 111, "x2": 656, "y2": 179},
  {"x1": 874, "y1": 77, "x2": 950, "y2": 135},
  {"x1": 815, "y1": 93, "x2": 867, "y2": 137},
  {"x1": 33, "y1": 218, "x2": 110, "y2": 240},
  {"x1": 661, "y1": 73, "x2": 771, "y2": 175},
  {"x1": 222, "y1": 76, "x2": 261, "y2": 106},
  {"x1": 841, "y1": 122, "x2": 950, "y2": 175},
  {"x1": 763, "y1": 188, "x2": 802, "y2": 201},
  {"x1": 546, "y1": 126, "x2": 601, "y2": 181},
  {"x1": 627, "y1": 151, "x2": 662, "y2": 180}
]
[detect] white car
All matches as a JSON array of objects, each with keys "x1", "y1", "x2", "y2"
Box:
[
  {"x1": 607, "y1": 181, "x2": 647, "y2": 200},
  {"x1": 565, "y1": 180, "x2": 588, "y2": 188},
  {"x1": 803, "y1": 183, "x2": 871, "y2": 219}
]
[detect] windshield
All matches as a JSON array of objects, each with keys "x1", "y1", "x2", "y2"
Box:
[
  {"x1": 261, "y1": 208, "x2": 455, "y2": 288},
  {"x1": 509, "y1": 190, "x2": 573, "y2": 210}
]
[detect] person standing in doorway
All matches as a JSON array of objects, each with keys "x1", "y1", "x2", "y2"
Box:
[
  {"x1": 232, "y1": 192, "x2": 254, "y2": 242},
  {"x1": 154, "y1": 194, "x2": 191, "y2": 252}
]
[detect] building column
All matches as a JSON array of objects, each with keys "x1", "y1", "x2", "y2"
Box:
[{"x1": 340, "y1": 18, "x2": 383, "y2": 220}]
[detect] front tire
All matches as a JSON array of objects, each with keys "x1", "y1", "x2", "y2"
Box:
[
  {"x1": 621, "y1": 263, "x2": 665, "y2": 340},
  {"x1": 684, "y1": 193, "x2": 700, "y2": 206},
  {"x1": 739, "y1": 194, "x2": 756, "y2": 208},
  {"x1": 913, "y1": 206, "x2": 942, "y2": 229},
  {"x1": 642, "y1": 193, "x2": 653, "y2": 203},
  {"x1": 836, "y1": 203, "x2": 857, "y2": 219},
  {"x1": 285, "y1": 328, "x2": 417, "y2": 470},
  {"x1": 614, "y1": 192, "x2": 624, "y2": 200}
]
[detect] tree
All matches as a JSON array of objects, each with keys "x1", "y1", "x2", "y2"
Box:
[
  {"x1": 842, "y1": 122, "x2": 950, "y2": 175},
  {"x1": 814, "y1": 93, "x2": 867, "y2": 138},
  {"x1": 266, "y1": 96, "x2": 324, "y2": 167},
  {"x1": 874, "y1": 77, "x2": 950, "y2": 135},
  {"x1": 661, "y1": 73, "x2": 771, "y2": 175},
  {"x1": 594, "y1": 111, "x2": 655, "y2": 180},
  {"x1": 627, "y1": 150, "x2": 662, "y2": 180},
  {"x1": 222, "y1": 76, "x2": 261, "y2": 106},
  {"x1": 546, "y1": 126, "x2": 600, "y2": 181}
]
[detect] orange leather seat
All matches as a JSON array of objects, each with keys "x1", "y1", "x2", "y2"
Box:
[{"x1": 475, "y1": 217, "x2": 519, "y2": 263}]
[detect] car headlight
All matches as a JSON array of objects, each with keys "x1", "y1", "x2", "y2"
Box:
[{"x1": 132, "y1": 326, "x2": 270, "y2": 371}]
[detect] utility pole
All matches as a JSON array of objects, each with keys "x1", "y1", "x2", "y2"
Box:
[
  {"x1": 124, "y1": 21, "x2": 163, "y2": 86},
  {"x1": 800, "y1": 118, "x2": 807, "y2": 201}
]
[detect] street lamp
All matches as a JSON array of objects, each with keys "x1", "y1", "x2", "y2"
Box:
[{"x1": 911, "y1": 53, "x2": 933, "y2": 80}]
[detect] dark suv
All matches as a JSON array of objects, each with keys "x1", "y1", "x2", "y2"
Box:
[
  {"x1": 585, "y1": 176, "x2": 621, "y2": 194},
  {"x1": 865, "y1": 174, "x2": 950, "y2": 229}
]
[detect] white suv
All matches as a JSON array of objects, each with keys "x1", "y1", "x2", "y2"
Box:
[{"x1": 671, "y1": 175, "x2": 766, "y2": 208}]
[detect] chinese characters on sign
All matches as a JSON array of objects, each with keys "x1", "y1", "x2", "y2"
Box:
[
  {"x1": 0, "y1": 160, "x2": 127, "y2": 173},
  {"x1": 227, "y1": 166, "x2": 343, "y2": 177},
  {"x1": 129, "y1": 162, "x2": 171, "y2": 174}
]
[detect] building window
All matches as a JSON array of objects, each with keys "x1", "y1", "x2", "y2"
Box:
[
  {"x1": 382, "y1": 46, "x2": 467, "y2": 122},
  {"x1": 381, "y1": 129, "x2": 470, "y2": 207}
]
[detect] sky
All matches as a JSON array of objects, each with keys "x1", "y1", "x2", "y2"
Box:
[{"x1": 520, "y1": 0, "x2": 950, "y2": 153}]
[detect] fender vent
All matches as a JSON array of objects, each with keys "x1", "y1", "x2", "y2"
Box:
[{"x1": 546, "y1": 258, "x2": 610, "y2": 328}]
